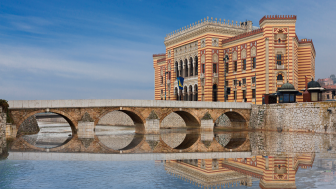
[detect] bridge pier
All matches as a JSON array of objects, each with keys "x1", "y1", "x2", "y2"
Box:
[
  {"x1": 201, "y1": 119, "x2": 214, "y2": 130},
  {"x1": 144, "y1": 119, "x2": 160, "y2": 134},
  {"x1": 5, "y1": 124, "x2": 17, "y2": 140},
  {"x1": 77, "y1": 121, "x2": 95, "y2": 138}
]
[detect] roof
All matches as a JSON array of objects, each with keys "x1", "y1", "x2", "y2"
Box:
[
  {"x1": 308, "y1": 80, "x2": 321, "y2": 88},
  {"x1": 222, "y1": 28, "x2": 263, "y2": 44},
  {"x1": 324, "y1": 85, "x2": 336, "y2": 90}
]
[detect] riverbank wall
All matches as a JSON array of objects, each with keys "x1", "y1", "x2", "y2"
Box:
[
  {"x1": 250, "y1": 102, "x2": 336, "y2": 133},
  {"x1": 0, "y1": 107, "x2": 8, "y2": 159}
]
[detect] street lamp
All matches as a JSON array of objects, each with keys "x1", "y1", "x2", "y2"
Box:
[
  {"x1": 223, "y1": 55, "x2": 229, "y2": 102},
  {"x1": 165, "y1": 71, "x2": 169, "y2": 100}
]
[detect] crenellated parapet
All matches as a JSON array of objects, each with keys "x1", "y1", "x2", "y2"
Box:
[
  {"x1": 259, "y1": 15, "x2": 297, "y2": 25},
  {"x1": 164, "y1": 17, "x2": 252, "y2": 47}
]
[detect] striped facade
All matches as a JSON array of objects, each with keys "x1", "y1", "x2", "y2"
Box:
[
  {"x1": 165, "y1": 154, "x2": 314, "y2": 189},
  {"x1": 153, "y1": 15, "x2": 315, "y2": 104}
]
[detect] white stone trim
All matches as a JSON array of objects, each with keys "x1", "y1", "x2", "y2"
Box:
[{"x1": 8, "y1": 99, "x2": 252, "y2": 109}]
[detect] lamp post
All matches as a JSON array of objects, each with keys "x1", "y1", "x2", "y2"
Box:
[
  {"x1": 255, "y1": 72, "x2": 256, "y2": 105},
  {"x1": 165, "y1": 71, "x2": 169, "y2": 100},
  {"x1": 223, "y1": 56, "x2": 227, "y2": 102}
]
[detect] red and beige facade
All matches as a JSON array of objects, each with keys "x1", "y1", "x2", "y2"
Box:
[{"x1": 153, "y1": 15, "x2": 316, "y2": 104}]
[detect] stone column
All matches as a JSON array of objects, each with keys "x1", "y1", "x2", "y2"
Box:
[{"x1": 193, "y1": 60, "x2": 196, "y2": 77}]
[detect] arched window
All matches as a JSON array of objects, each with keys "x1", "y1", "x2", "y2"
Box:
[
  {"x1": 179, "y1": 60, "x2": 183, "y2": 77},
  {"x1": 195, "y1": 56, "x2": 198, "y2": 75},
  {"x1": 175, "y1": 61, "x2": 179, "y2": 77},
  {"x1": 189, "y1": 57, "x2": 193, "y2": 76},
  {"x1": 212, "y1": 84, "x2": 218, "y2": 102},
  {"x1": 278, "y1": 38, "x2": 281, "y2": 43},
  {"x1": 277, "y1": 74, "x2": 283, "y2": 81},
  {"x1": 184, "y1": 59, "x2": 188, "y2": 77}
]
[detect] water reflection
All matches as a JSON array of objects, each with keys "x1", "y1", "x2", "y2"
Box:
[{"x1": 5, "y1": 118, "x2": 336, "y2": 188}]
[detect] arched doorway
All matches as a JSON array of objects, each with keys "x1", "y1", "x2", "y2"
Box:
[
  {"x1": 184, "y1": 86, "x2": 188, "y2": 101},
  {"x1": 189, "y1": 85, "x2": 193, "y2": 101},
  {"x1": 194, "y1": 85, "x2": 198, "y2": 101},
  {"x1": 213, "y1": 84, "x2": 218, "y2": 102}
]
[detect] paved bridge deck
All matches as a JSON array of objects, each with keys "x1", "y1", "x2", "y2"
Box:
[{"x1": 8, "y1": 99, "x2": 252, "y2": 109}]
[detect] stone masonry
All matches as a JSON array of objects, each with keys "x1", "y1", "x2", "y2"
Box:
[
  {"x1": 250, "y1": 102, "x2": 336, "y2": 133},
  {"x1": 0, "y1": 107, "x2": 8, "y2": 160}
]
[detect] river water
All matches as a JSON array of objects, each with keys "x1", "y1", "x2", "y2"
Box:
[{"x1": 1, "y1": 120, "x2": 336, "y2": 188}]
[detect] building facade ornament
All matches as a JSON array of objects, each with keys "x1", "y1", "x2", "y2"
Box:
[{"x1": 212, "y1": 38, "x2": 219, "y2": 47}]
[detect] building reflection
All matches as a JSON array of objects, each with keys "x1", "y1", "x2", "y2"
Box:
[{"x1": 164, "y1": 153, "x2": 315, "y2": 188}]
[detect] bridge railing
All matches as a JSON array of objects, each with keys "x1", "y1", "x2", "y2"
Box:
[{"x1": 8, "y1": 99, "x2": 252, "y2": 109}]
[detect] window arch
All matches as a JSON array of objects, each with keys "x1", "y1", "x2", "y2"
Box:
[{"x1": 277, "y1": 74, "x2": 283, "y2": 81}]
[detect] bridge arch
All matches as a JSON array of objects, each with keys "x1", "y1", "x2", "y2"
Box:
[
  {"x1": 16, "y1": 109, "x2": 77, "y2": 136},
  {"x1": 95, "y1": 108, "x2": 145, "y2": 151},
  {"x1": 159, "y1": 109, "x2": 200, "y2": 150},
  {"x1": 15, "y1": 109, "x2": 76, "y2": 150},
  {"x1": 160, "y1": 109, "x2": 200, "y2": 128},
  {"x1": 213, "y1": 110, "x2": 248, "y2": 129}
]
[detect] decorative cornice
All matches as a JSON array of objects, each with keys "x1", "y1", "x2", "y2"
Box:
[
  {"x1": 164, "y1": 17, "x2": 250, "y2": 47},
  {"x1": 153, "y1": 53, "x2": 165, "y2": 57}
]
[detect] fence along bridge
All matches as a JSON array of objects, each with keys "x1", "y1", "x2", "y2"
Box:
[{"x1": 7, "y1": 99, "x2": 252, "y2": 153}]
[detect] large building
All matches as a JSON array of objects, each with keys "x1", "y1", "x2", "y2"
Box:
[{"x1": 153, "y1": 15, "x2": 316, "y2": 104}]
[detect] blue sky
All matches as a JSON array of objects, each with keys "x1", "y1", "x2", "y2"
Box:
[{"x1": 0, "y1": 0, "x2": 335, "y2": 100}]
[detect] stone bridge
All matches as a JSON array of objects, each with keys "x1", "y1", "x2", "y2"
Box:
[{"x1": 6, "y1": 99, "x2": 252, "y2": 154}]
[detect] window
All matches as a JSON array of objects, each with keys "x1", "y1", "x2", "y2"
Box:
[
  {"x1": 168, "y1": 72, "x2": 171, "y2": 80},
  {"x1": 202, "y1": 64, "x2": 205, "y2": 74},
  {"x1": 277, "y1": 54, "x2": 282, "y2": 65},
  {"x1": 225, "y1": 62, "x2": 229, "y2": 73},
  {"x1": 242, "y1": 59, "x2": 246, "y2": 71},
  {"x1": 234, "y1": 91, "x2": 237, "y2": 101},
  {"x1": 213, "y1": 64, "x2": 217, "y2": 73},
  {"x1": 290, "y1": 94, "x2": 295, "y2": 102},
  {"x1": 242, "y1": 78, "x2": 246, "y2": 85},
  {"x1": 161, "y1": 76, "x2": 163, "y2": 84},
  {"x1": 225, "y1": 81, "x2": 229, "y2": 86},
  {"x1": 327, "y1": 94, "x2": 330, "y2": 99},
  {"x1": 234, "y1": 61, "x2": 237, "y2": 72},
  {"x1": 278, "y1": 38, "x2": 281, "y2": 43},
  {"x1": 311, "y1": 92, "x2": 318, "y2": 102},
  {"x1": 252, "y1": 89, "x2": 256, "y2": 99},
  {"x1": 252, "y1": 57, "x2": 256, "y2": 69},
  {"x1": 234, "y1": 80, "x2": 238, "y2": 86},
  {"x1": 252, "y1": 76, "x2": 256, "y2": 84},
  {"x1": 277, "y1": 74, "x2": 283, "y2": 81},
  {"x1": 243, "y1": 90, "x2": 246, "y2": 101}
]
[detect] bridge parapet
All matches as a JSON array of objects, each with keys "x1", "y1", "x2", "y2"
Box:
[{"x1": 8, "y1": 99, "x2": 252, "y2": 109}]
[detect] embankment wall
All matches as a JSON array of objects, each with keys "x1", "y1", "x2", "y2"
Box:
[
  {"x1": 0, "y1": 107, "x2": 8, "y2": 159},
  {"x1": 250, "y1": 102, "x2": 336, "y2": 133}
]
